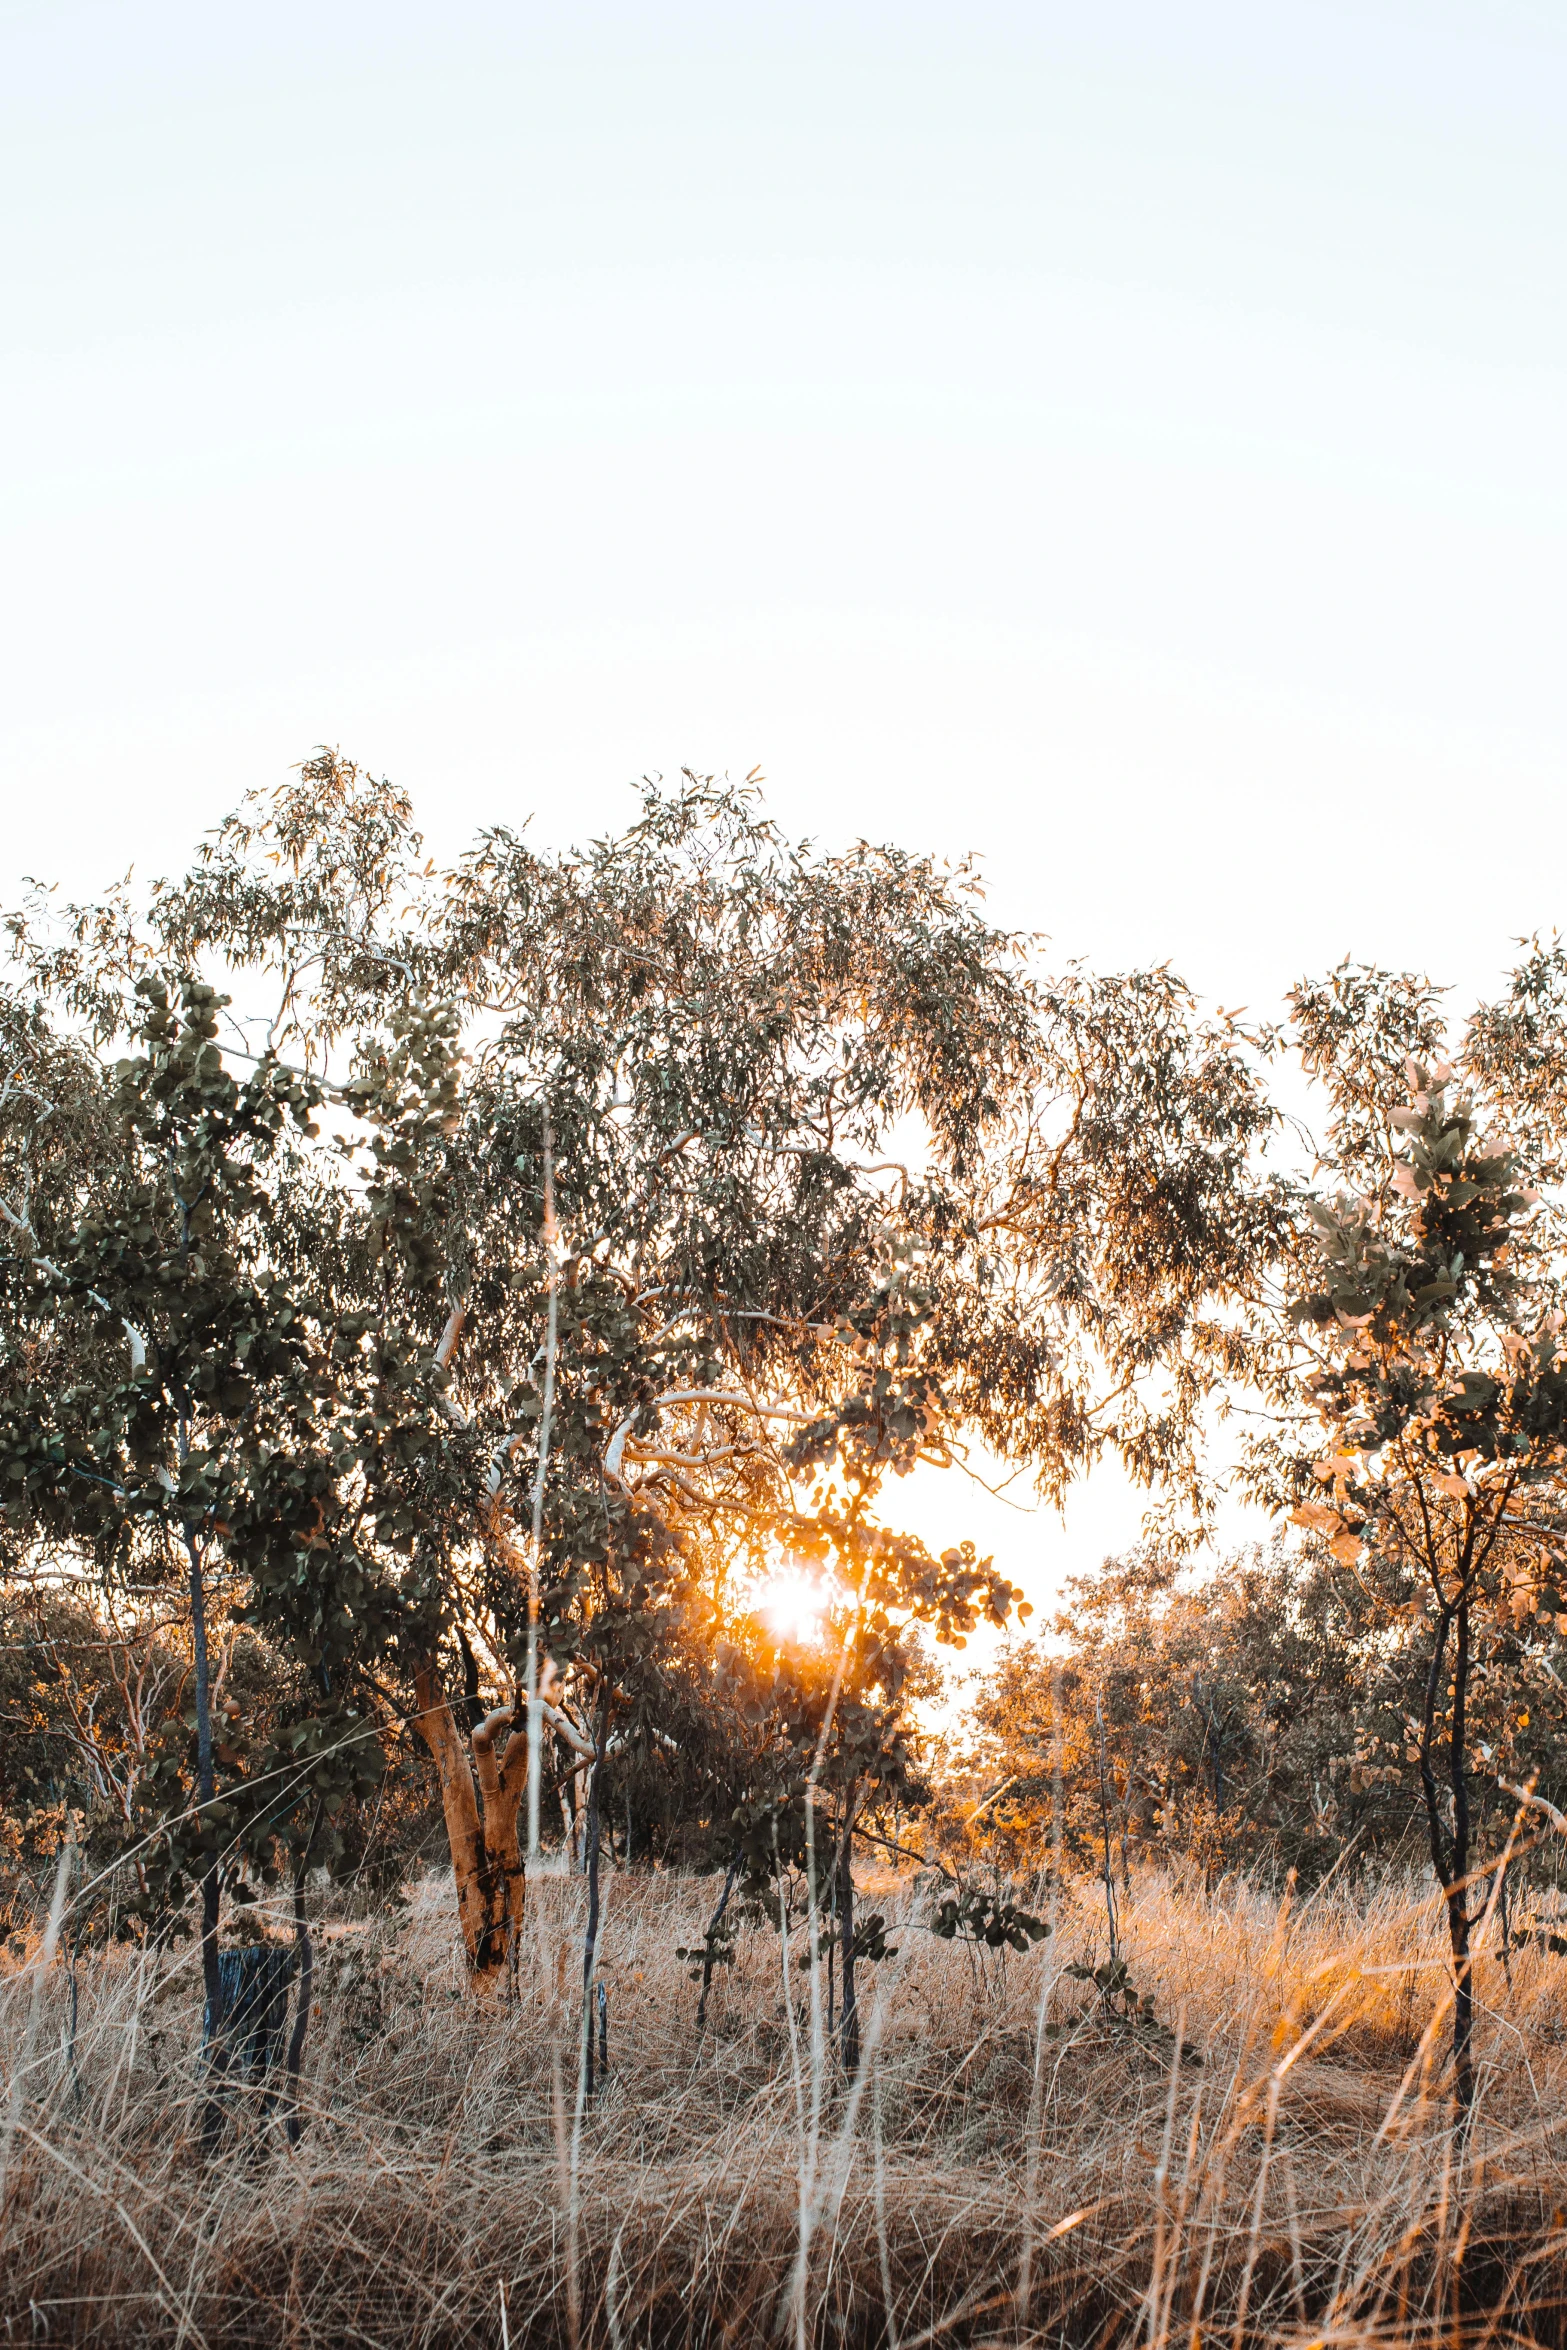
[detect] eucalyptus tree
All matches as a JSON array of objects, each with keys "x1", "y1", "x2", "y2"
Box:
[
  {"x1": 5, "y1": 751, "x2": 1277, "y2": 2014},
  {"x1": 1249, "y1": 960, "x2": 1567, "y2": 2113}
]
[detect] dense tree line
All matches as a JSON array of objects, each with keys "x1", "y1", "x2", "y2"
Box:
[{"x1": 957, "y1": 1535, "x2": 1567, "y2": 1892}]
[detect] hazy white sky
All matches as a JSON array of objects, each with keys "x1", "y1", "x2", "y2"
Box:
[{"x1": 4, "y1": 0, "x2": 1564, "y2": 1621}]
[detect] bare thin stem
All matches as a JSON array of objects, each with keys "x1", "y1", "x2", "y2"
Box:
[
  {"x1": 1015, "y1": 1660, "x2": 1065, "y2": 2327},
  {"x1": 526, "y1": 1115, "x2": 559, "y2": 1863}
]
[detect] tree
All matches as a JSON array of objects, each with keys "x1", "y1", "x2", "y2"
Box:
[
  {"x1": 0, "y1": 969, "x2": 464, "y2": 2153},
  {"x1": 1251, "y1": 962, "x2": 1567, "y2": 2113}
]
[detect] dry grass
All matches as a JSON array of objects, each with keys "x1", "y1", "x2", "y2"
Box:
[{"x1": 6, "y1": 1860, "x2": 1567, "y2": 2347}]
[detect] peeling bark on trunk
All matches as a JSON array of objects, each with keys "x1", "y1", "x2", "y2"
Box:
[{"x1": 413, "y1": 1666, "x2": 527, "y2": 1991}]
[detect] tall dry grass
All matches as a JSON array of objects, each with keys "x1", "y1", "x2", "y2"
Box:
[{"x1": 5, "y1": 1858, "x2": 1567, "y2": 2347}]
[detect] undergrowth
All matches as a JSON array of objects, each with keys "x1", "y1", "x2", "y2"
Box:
[{"x1": 5, "y1": 1864, "x2": 1567, "y2": 2347}]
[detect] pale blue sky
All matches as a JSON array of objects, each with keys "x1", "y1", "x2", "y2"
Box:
[{"x1": 4, "y1": 0, "x2": 1564, "y2": 1613}]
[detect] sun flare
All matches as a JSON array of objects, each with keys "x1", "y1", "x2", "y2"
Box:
[{"x1": 755, "y1": 1568, "x2": 829, "y2": 1647}]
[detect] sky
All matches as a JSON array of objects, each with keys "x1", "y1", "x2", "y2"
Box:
[{"x1": 4, "y1": 0, "x2": 1564, "y2": 1632}]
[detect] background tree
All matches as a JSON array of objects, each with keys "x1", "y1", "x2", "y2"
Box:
[{"x1": 962, "y1": 1538, "x2": 1430, "y2": 1890}]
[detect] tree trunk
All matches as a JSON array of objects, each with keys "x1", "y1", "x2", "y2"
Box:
[
  {"x1": 413, "y1": 1666, "x2": 527, "y2": 1992},
  {"x1": 582, "y1": 1711, "x2": 608, "y2": 2095},
  {"x1": 838, "y1": 1785, "x2": 860, "y2": 2078},
  {"x1": 283, "y1": 1868, "x2": 314, "y2": 2146},
  {"x1": 558, "y1": 1768, "x2": 575, "y2": 1854},
  {"x1": 1095, "y1": 1692, "x2": 1120, "y2": 1962},
  {"x1": 1418, "y1": 1595, "x2": 1474, "y2": 2114},
  {"x1": 696, "y1": 1855, "x2": 742, "y2": 2036},
  {"x1": 1448, "y1": 1598, "x2": 1475, "y2": 2115},
  {"x1": 570, "y1": 1758, "x2": 587, "y2": 1872},
  {"x1": 186, "y1": 1530, "x2": 227, "y2": 2153}
]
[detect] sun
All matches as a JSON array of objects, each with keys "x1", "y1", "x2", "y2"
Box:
[{"x1": 755, "y1": 1567, "x2": 830, "y2": 1647}]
